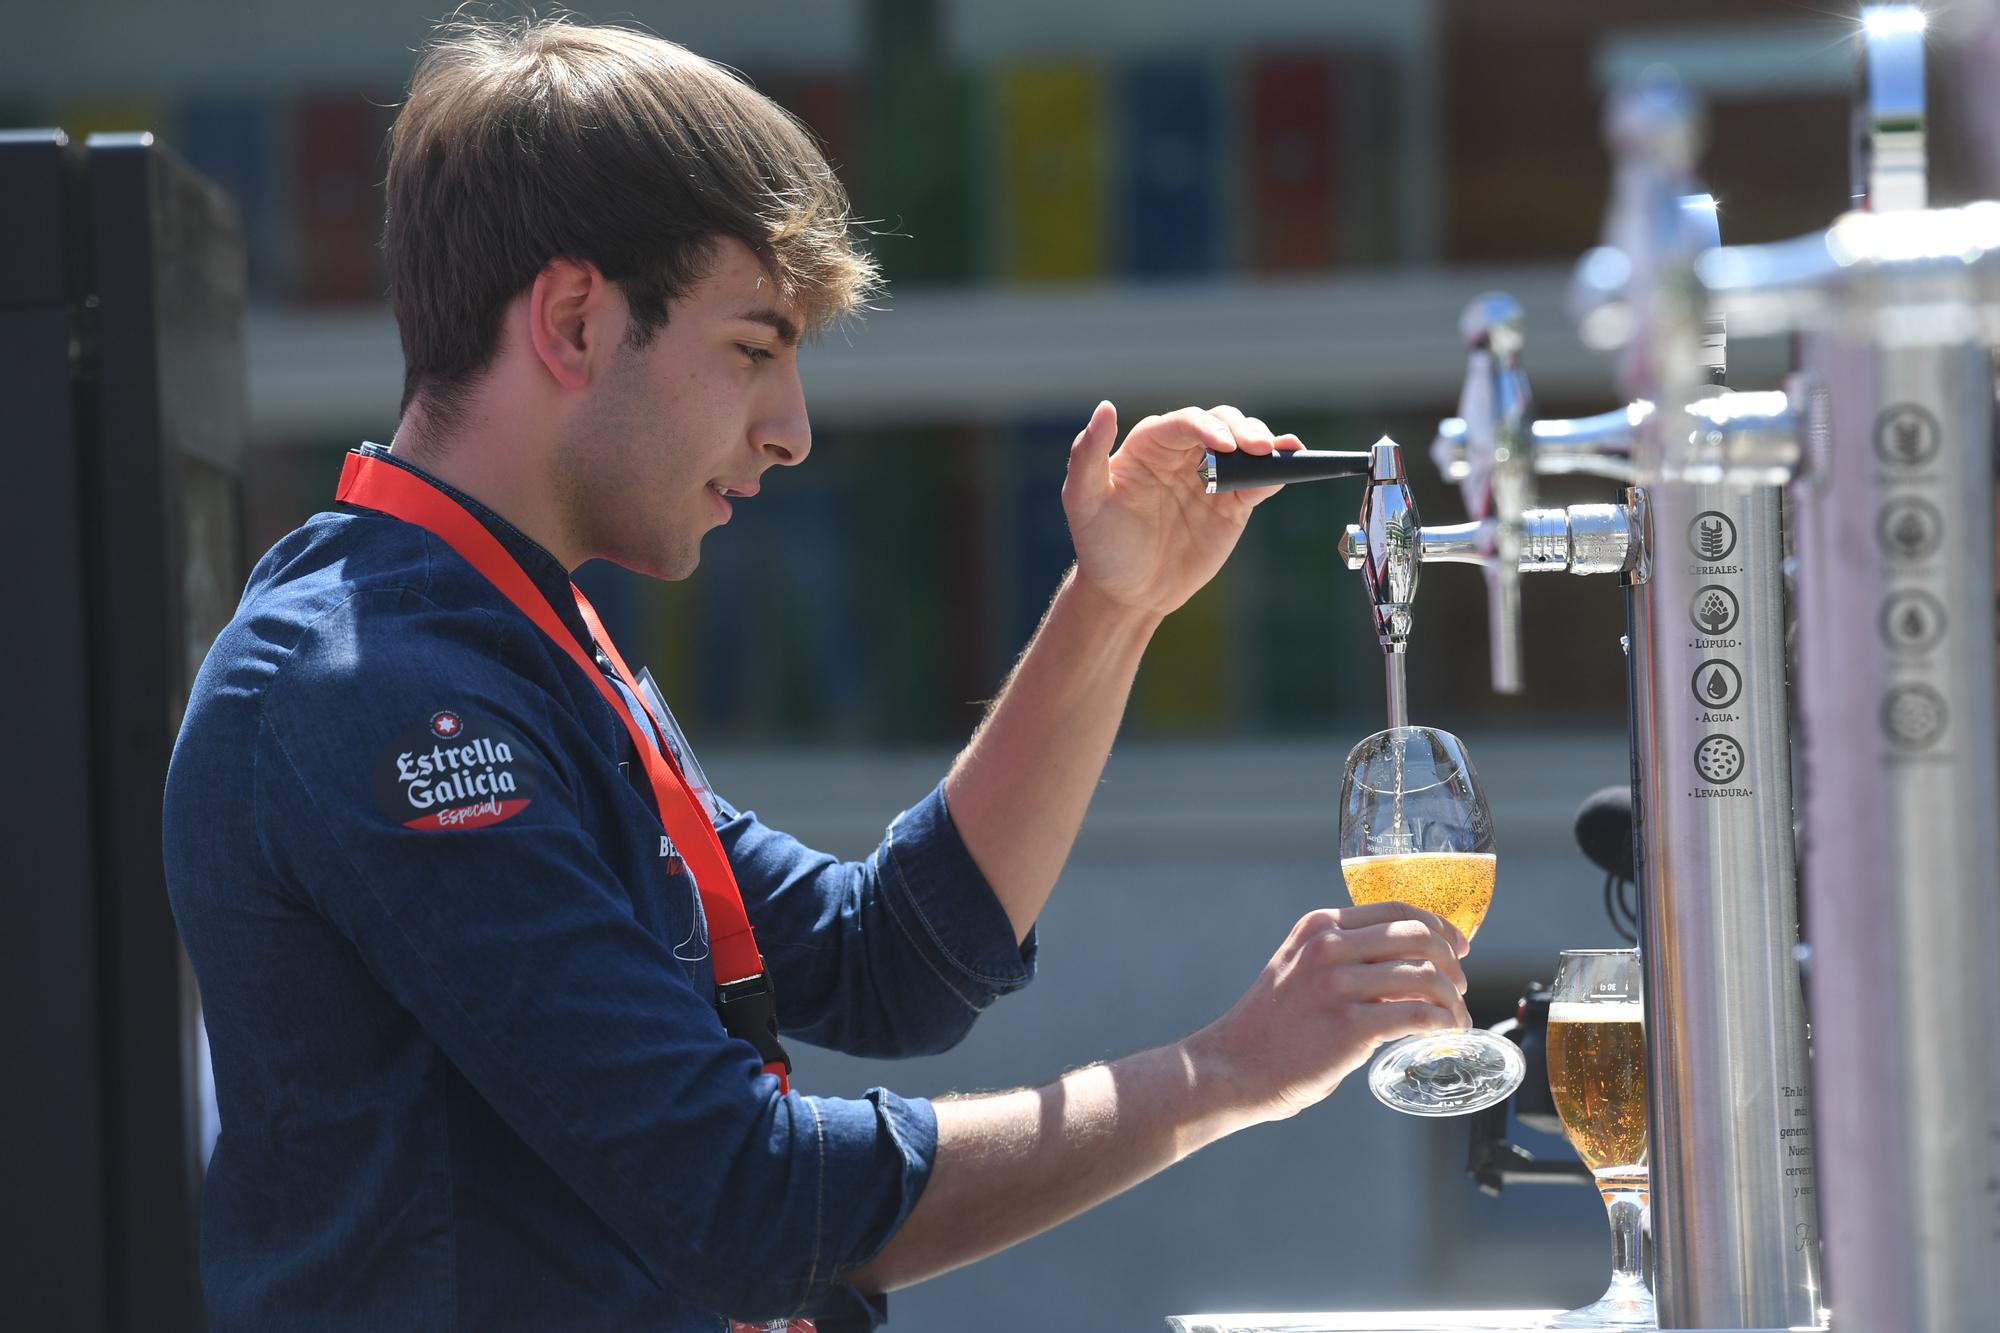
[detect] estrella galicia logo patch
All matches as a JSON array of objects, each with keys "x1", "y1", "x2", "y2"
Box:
[{"x1": 372, "y1": 709, "x2": 539, "y2": 831}]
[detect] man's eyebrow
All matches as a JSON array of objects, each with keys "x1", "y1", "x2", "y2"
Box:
[{"x1": 735, "y1": 307, "x2": 800, "y2": 347}]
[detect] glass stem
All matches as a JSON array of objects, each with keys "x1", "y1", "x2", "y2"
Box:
[{"x1": 1600, "y1": 1177, "x2": 1649, "y2": 1293}]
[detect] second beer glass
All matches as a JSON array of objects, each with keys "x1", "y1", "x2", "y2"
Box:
[
  {"x1": 1546, "y1": 947, "x2": 1654, "y2": 1327},
  {"x1": 1337, "y1": 726, "x2": 1523, "y2": 1115}
]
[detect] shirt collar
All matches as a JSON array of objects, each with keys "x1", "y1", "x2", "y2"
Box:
[{"x1": 350, "y1": 442, "x2": 596, "y2": 648}]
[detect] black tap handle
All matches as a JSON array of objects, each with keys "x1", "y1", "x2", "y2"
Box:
[{"x1": 1199, "y1": 449, "x2": 1374, "y2": 494}]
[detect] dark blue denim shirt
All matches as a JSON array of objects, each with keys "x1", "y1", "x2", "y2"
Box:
[{"x1": 164, "y1": 446, "x2": 1036, "y2": 1331}]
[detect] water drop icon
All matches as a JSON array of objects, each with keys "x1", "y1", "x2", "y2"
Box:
[
  {"x1": 1879, "y1": 591, "x2": 1948, "y2": 654},
  {"x1": 1706, "y1": 669, "x2": 1729, "y2": 701}
]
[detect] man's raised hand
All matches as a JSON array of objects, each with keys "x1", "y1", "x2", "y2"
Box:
[{"x1": 1062, "y1": 401, "x2": 1302, "y2": 619}]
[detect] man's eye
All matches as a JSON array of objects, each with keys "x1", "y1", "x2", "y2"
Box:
[{"x1": 739, "y1": 344, "x2": 773, "y2": 363}]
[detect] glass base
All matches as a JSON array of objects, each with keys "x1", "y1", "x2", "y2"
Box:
[
  {"x1": 1365, "y1": 1030, "x2": 1526, "y2": 1116},
  {"x1": 1549, "y1": 1273, "x2": 1656, "y2": 1327}
]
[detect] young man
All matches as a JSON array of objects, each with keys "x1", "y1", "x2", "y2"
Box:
[{"x1": 164, "y1": 16, "x2": 1472, "y2": 1331}]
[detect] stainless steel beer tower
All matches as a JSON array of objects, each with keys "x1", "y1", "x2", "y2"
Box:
[
  {"x1": 1431, "y1": 120, "x2": 1826, "y2": 1320},
  {"x1": 1682, "y1": 14, "x2": 2000, "y2": 1327},
  {"x1": 1576, "y1": 80, "x2": 1826, "y2": 1329}
]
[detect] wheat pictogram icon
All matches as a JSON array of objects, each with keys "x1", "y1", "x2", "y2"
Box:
[{"x1": 1893, "y1": 419, "x2": 1922, "y2": 461}]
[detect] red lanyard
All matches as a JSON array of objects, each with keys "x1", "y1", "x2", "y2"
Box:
[{"x1": 336, "y1": 451, "x2": 789, "y2": 1091}]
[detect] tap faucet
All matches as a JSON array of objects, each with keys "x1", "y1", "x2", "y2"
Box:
[
  {"x1": 1448, "y1": 293, "x2": 1532, "y2": 692},
  {"x1": 1197, "y1": 439, "x2": 1426, "y2": 728},
  {"x1": 1347, "y1": 439, "x2": 1421, "y2": 727},
  {"x1": 1348, "y1": 438, "x2": 1420, "y2": 659},
  {"x1": 1341, "y1": 299, "x2": 1644, "y2": 690}
]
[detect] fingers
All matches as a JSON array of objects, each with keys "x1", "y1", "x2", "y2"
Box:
[
  {"x1": 1207, "y1": 405, "x2": 1300, "y2": 457},
  {"x1": 1123, "y1": 405, "x2": 1303, "y2": 459},
  {"x1": 1344, "y1": 923, "x2": 1468, "y2": 989},
  {"x1": 1127, "y1": 406, "x2": 1235, "y2": 457},
  {"x1": 1297, "y1": 924, "x2": 1468, "y2": 1017},
  {"x1": 1066, "y1": 399, "x2": 1118, "y2": 475},
  {"x1": 1356, "y1": 999, "x2": 1468, "y2": 1045},
  {"x1": 1332, "y1": 961, "x2": 1474, "y2": 1029},
  {"x1": 1285, "y1": 905, "x2": 1470, "y2": 1007},
  {"x1": 1306, "y1": 899, "x2": 1470, "y2": 957},
  {"x1": 1200, "y1": 407, "x2": 1300, "y2": 509},
  {"x1": 1062, "y1": 401, "x2": 1118, "y2": 514}
]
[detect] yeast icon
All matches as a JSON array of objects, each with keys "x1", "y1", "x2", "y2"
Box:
[{"x1": 373, "y1": 710, "x2": 540, "y2": 831}]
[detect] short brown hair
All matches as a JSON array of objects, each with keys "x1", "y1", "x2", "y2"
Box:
[{"x1": 383, "y1": 13, "x2": 877, "y2": 437}]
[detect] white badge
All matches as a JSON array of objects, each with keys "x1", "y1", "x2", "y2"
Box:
[{"x1": 635, "y1": 667, "x2": 727, "y2": 828}]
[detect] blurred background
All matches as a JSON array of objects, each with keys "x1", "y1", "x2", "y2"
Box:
[{"x1": 9, "y1": 0, "x2": 1985, "y2": 1328}]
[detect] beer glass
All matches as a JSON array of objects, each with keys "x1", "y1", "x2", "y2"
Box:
[
  {"x1": 1338, "y1": 726, "x2": 1522, "y2": 1115},
  {"x1": 1546, "y1": 948, "x2": 1653, "y2": 1327}
]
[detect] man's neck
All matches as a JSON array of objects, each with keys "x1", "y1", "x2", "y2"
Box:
[{"x1": 388, "y1": 415, "x2": 585, "y2": 571}]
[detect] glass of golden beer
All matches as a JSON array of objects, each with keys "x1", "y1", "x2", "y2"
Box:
[
  {"x1": 1547, "y1": 947, "x2": 1653, "y2": 1327},
  {"x1": 1338, "y1": 726, "x2": 1522, "y2": 1115}
]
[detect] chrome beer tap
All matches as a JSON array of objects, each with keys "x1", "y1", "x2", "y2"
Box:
[
  {"x1": 1201, "y1": 431, "x2": 1591, "y2": 728},
  {"x1": 1350, "y1": 438, "x2": 1419, "y2": 728},
  {"x1": 1338, "y1": 431, "x2": 1642, "y2": 729},
  {"x1": 1450, "y1": 293, "x2": 1530, "y2": 695},
  {"x1": 1203, "y1": 436, "x2": 1490, "y2": 729},
  {"x1": 1434, "y1": 209, "x2": 1742, "y2": 497},
  {"x1": 1435, "y1": 398, "x2": 1639, "y2": 486},
  {"x1": 1199, "y1": 442, "x2": 1424, "y2": 728},
  {"x1": 1339, "y1": 298, "x2": 1645, "y2": 656},
  {"x1": 1306, "y1": 293, "x2": 1665, "y2": 731}
]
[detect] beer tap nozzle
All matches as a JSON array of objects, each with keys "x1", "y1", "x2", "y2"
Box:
[
  {"x1": 1339, "y1": 437, "x2": 1421, "y2": 660},
  {"x1": 1338, "y1": 438, "x2": 1422, "y2": 729}
]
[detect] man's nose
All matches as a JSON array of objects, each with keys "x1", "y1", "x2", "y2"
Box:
[{"x1": 757, "y1": 368, "x2": 811, "y2": 467}]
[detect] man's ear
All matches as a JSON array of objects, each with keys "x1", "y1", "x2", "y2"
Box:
[{"x1": 525, "y1": 258, "x2": 617, "y2": 392}]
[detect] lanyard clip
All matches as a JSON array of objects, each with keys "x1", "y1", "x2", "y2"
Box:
[{"x1": 715, "y1": 973, "x2": 791, "y2": 1076}]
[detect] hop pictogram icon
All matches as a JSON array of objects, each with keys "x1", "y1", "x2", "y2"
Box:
[
  {"x1": 1878, "y1": 499, "x2": 1943, "y2": 561},
  {"x1": 1698, "y1": 593, "x2": 1732, "y2": 634}
]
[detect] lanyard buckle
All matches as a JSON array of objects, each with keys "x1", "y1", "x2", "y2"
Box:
[{"x1": 715, "y1": 973, "x2": 791, "y2": 1075}]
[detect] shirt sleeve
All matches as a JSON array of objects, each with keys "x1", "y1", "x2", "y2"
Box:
[
  {"x1": 255, "y1": 588, "x2": 930, "y2": 1327},
  {"x1": 716, "y1": 783, "x2": 1038, "y2": 1060}
]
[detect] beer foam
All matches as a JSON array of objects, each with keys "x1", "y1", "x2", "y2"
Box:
[{"x1": 1549, "y1": 1001, "x2": 1643, "y2": 1023}]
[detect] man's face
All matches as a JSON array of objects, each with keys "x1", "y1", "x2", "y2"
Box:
[{"x1": 561, "y1": 237, "x2": 810, "y2": 579}]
